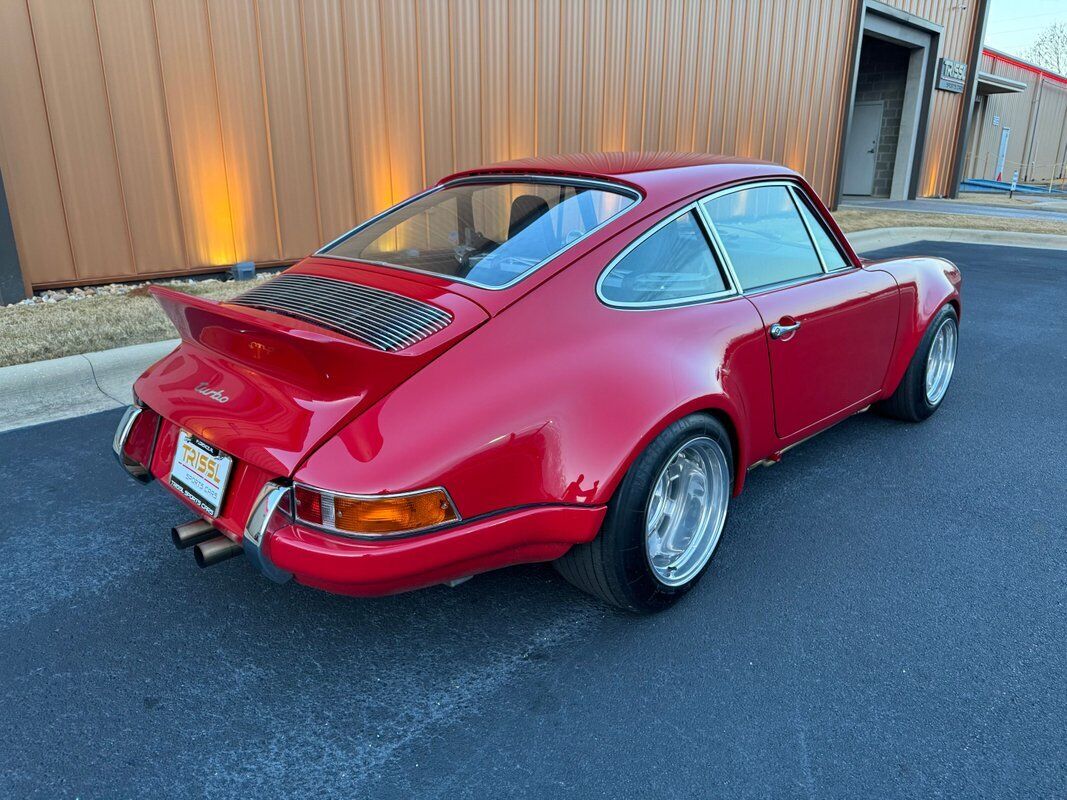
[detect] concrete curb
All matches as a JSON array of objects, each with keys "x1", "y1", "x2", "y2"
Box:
[
  {"x1": 848, "y1": 226, "x2": 1067, "y2": 253},
  {"x1": 1, "y1": 225, "x2": 1064, "y2": 433},
  {"x1": 0, "y1": 339, "x2": 178, "y2": 433}
]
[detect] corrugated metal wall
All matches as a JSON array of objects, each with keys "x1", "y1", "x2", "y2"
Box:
[
  {"x1": 890, "y1": 0, "x2": 983, "y2": 198},
  {"x1": 0, "y1": 0, "x2": 980, "y2": 290},
  {"x1": 965, "y1": 51, "x2": 1067, "y2": 182}
]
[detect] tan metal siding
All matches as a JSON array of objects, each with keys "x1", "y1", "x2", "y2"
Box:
[
  {"x1": 0, "y1": 0, "x2": 76, "y2": 287},
  {"x1": 299, "y1": 0, "x2": 357, "y2": 243},
  {"x1": 94, "y1": 0, "x2": 187, "y2": 274},
  {"x1": 1032, "y1": 86, "x2": 1067, "y2": 178},
  {"x1": 966, "y1": 52, "x2": 1067, "y2": 182},
  {"x1": 884, "y1": 0, "x2": 984, "y2": 196},
  {"x1": 0, "y1": 0, "x2": 980, "y2": 289},
  {"x1": 27, "y1": 0, "x2": 136, "y2": 282},
  {"x1": 152, "y1": 0, "x2": 237, "y2": 270},
  {"x1": 206, "y1": 0, "x2": 281, "y2": 263}
]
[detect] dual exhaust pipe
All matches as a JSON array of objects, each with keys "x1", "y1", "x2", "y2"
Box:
[{"x1": 171, "y1": 519, "x2": 242, "y2": 568}]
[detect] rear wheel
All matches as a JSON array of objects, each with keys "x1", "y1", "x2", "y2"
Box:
[
  {"x1": 555, "y1": 414, "x2": 733, "y2": 613},
  {"x1": 876, "y1": 304, "x2": 959, "y2": 422}
]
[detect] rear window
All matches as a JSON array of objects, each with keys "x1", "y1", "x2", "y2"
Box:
[{"x1": 323, "y1": 180, "x2": 637, "y2": 288}]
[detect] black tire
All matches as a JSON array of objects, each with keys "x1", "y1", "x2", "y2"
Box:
[
  {"x1": 554, "y1": 413, "x2": 733, "y2": 613},
  {"x1": 876, "y1": 303, "x2": 958, "y2": 422}
]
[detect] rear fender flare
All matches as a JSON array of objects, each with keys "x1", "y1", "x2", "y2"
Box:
[{"x1": 597, "y1": 395, "x2": 749, "y2": 507}]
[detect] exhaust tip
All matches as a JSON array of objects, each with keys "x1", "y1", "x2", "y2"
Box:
[
  {"x1": 171, "y1": 519, "x2": 216, "y2": 550},
  {"x1": 193, "y1": 535, "x2": 243, "y2": 568}
]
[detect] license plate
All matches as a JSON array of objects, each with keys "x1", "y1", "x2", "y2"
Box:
[{"x1": 169, "y1": 430, "x2": 233, "y2": 518}]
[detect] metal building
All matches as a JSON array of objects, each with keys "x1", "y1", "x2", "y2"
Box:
[
  {"x1": 963, "y1": 48, "x2": 1067, "y2": 186},
  {"x1": 0, "y1": 0, "x2": 989, "y2": 301}
]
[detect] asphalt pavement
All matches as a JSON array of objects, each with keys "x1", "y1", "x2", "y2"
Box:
[{"x1": 1, "y1": 241, "x2": 1064, "y2": 799}]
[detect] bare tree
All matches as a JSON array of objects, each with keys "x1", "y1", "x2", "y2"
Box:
[{"x1": 1024, "y1": 21, "x2": 1067, "y2": 76}]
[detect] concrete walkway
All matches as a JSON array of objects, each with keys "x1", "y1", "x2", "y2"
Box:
[
  {"x1": 0, "y1": 339, "x2": 177, "y2": 432},
  {"x1": 842, "y1": 196, "x2": 1067, "y2": 222}
]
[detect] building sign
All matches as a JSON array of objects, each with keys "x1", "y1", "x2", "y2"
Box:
[
  {"x1": 937, "y1": 58, "x2": 967, "y2": 93},
  {"x1": 992, "y1": 114, "x2": 1000, "y2": 127}
]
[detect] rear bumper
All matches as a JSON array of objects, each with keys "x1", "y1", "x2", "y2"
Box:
[
  {"x1": 114, "y1": 403, "x2": 605, "y2": 596},
  {"x1": 263, "y1": 505, "x2": 606, "y2": 596}
]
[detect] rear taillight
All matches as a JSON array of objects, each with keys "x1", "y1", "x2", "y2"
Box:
[{"x1": 293, "y1": 484, "x2": 459, "y2": 537}]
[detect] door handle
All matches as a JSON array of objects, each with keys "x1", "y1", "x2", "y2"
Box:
[{"x1": 770, "y1": 320, "x2": 801, "y2": 339}]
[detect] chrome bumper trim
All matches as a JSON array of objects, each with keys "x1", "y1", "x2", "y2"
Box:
[
  {"x1": 242, "y1": 482, "x2": 293, "y2": 584},
  {"x1": 112, "y1": 405, "x2": 153, "y2": 483}
]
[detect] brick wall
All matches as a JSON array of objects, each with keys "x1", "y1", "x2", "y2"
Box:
[{"x1": 854, "y1": 37, "x2": 911, "y2": 197}]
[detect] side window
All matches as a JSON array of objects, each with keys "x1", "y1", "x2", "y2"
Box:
[
  {"x1": 793, "y1": 190, "x2": 850, "y2": 271},
  {"x1": 599, "y1": 210, "x2": 729, "y2": 305},
  {"x1": 703, "y1": 185, "x2": 824, "y2": 291}
]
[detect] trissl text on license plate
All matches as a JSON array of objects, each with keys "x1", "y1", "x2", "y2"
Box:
[{"x1": 168, "y1": 430, "x2": 233, "y2": 517}]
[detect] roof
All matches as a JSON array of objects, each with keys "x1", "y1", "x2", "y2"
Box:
[
  {"x1": 983, "y1": 47, "x2": 1067, "y2": 88},
  {"x1": 976, "y1": 71, "x2": 1027, "y2": 95},
  {"x1": 439, "y1": 151, "x2": 795, "y2": 196},
  {"x1": 473, "y1": 151, "x2": 772, "y2": 176}
]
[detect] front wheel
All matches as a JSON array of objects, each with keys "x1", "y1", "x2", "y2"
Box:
[
  {"x1": 876, "y1": 304, "x2": 959, "y2": 422},
  {"x1": 554, "y1": 414, "x2": 733, "y2": 613}
]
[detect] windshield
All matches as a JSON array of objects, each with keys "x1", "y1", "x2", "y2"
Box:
[{"x1": 322, "y1": 180, "x2": 637, "y2": 288}]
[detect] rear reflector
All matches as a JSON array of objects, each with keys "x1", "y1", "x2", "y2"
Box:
[{"x1": 294, "y1": 485, "x2": 458, "y2": 537}]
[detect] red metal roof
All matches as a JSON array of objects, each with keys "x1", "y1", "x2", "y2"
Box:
[
  {"x1": 983, "y1": 47, "x2": 1067, "y2": 87},
  {"x1": 439, "y1": 151, "x2": 795, "y2": 197}
]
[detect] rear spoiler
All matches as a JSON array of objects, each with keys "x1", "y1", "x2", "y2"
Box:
[{"x1": 150, "y1": 286, "x2": 412, "y2": 398}]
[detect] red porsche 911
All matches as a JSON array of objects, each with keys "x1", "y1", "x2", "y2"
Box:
[{"x1": 113, "y1": 152, "x2": 960, "y2": 612}]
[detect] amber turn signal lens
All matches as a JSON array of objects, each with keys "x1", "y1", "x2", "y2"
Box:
[
  {"x1": 294, "y1": 485, "x2": 458, "y2": 536},
  {"x1": 334, "y1": 491, "x2": 456, "y2": 534}
]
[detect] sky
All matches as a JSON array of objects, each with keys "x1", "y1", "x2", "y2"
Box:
[{"x1": 984, "y1": 0, "x2": 1067, "y2": 57}]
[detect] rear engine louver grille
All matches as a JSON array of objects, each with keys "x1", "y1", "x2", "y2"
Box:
[{"x1": 230, "y1": 274, "x2": 452, "y2": 352}]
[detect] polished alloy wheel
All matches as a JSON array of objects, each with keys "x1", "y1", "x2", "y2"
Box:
[
  {"x1": 645, "y1": 436, "x2": 730, "y2": 587},
  {"x1": 924, "y1": 316, "x2": 958, "y2": 405}
]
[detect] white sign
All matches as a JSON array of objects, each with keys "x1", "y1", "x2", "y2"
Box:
[{"x1": 992, "y1": 114, "x2": 1000, "y2": 127}]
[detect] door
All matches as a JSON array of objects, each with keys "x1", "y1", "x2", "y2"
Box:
[
  {"x1": 995, "y1": 126, "x2": 1011, "y2": 181},
  {"x1": 702, "y1": 184, "x2": 899, "y2": 441},
  {"x1": 842, "y1": 101, "x2": 884, "y2": 196},
  {"x1": 745, "y1": 271, "x2": 898, "y2": 439}
]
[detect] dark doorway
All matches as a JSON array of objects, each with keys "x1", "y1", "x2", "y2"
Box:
[{"x1": 842, "y1": 36, "x2": 912, "y2": 197}]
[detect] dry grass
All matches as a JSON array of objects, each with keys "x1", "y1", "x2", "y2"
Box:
[
  {"x1": 832, "y1": 208, "x2": 1067, "y2": 236},
  {"x1": 0, "y1": 278, "x2": 265, "y2": 369}
]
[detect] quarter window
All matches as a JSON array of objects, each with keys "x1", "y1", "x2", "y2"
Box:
[
  {"x1": 794, "y1": 192, "x2": 850, "y2": 270},
  {"x1": 599, "y1": 210, "x2": 729, "y2": 305},
  {"x1": 702, "y1": 185, "x2": 824, "y2": 291}
]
